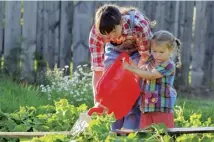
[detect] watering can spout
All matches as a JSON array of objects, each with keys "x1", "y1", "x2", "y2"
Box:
[
  {"x1": 87, "y1": 102, "x2": 108, "y2": 116},
  {"x1": 87, "y1": 106, "x2": 105, "y2": 116}
]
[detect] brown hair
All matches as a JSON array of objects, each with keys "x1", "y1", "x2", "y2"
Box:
[
  {"x1": 151, "y1": 30, "x2": 182, "y2": 68},
  {"x1": 95, "y1": 4, "x2": 155, "y2": 35}
]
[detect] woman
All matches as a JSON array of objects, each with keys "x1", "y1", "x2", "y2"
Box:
[{"x1": 89, "y1": 3, "x2": 155, "y2": 131}]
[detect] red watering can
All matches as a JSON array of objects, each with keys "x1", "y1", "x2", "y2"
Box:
[{"x1": 87, "y1": 52, "x2": 141, "y2": 120}]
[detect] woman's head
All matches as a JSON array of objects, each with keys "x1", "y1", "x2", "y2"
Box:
[
  {"x1": 151, "y1": 30, "x2": 181, "y2": 67},
  {"x1": 95, "y1": 4, "x2": 138, "y2": 41},
  {"x1": 95, "y1": 4, "x2": 122, "y2": 40},
  {"x1": 95, "y1": 4, "x2": 156, "y2": 43}
]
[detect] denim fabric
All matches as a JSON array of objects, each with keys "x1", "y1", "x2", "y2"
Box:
[{"x1": 104, "y1": 43, "x2": 142, "y2": 131}]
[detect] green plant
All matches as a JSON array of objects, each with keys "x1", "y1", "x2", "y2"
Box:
[{"x1": 31, "y1": 134, "x2": 70, "y2": 142}]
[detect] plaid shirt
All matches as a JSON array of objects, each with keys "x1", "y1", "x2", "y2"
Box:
[
  {"x1": 89, "y1": 10, "x2": 153, "y2": 71},
  {"x1": 140, "y1": 56, "x2": 177, "y2": 113}
]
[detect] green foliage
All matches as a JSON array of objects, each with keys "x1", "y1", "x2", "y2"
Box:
[
  {"x1": 1, "y1": 65, "x2": 214, "y2": 141},
  {"x1": 0, "y1": 99, "x2": 88, "y2": 141},
  {"x1": 31, "y1": 134, "x2": 70, "y2": 142},
  {"x1": 0, "y1": 98, "x2": 214, "y2": 141}
]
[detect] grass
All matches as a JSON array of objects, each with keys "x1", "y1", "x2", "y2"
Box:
[
  {"x1": 1, "y1": 76, "x2": 214, "y2": 124},
  {"x1": 176, "y1": 92, "x2": 214, "y2": 121},
  {"x1": 0, "y1": 77, "x2": 52, "y2": 113}
]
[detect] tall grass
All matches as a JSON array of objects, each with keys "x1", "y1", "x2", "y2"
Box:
[
  {"x1": 0, "y1": 77, "x2": 52, "y2": 113},
  {"x1": 176, "y1": 93, "x2": 214, "y2": 121}
]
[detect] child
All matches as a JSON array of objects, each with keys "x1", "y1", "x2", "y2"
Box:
[{"x1": 123, "y1": 30, "x2": 181, "y2": 128}]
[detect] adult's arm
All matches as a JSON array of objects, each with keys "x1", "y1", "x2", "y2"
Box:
[{"x1": 89, "y1": 25, "x2": 105, "y2": 104}]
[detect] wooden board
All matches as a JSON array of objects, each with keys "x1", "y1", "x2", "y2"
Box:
[
  {"x1": 0, "y1": 131, "x2": 72, "y2": 138},
  {"x1": 1, "y1": 127, "x2": 214, "y2": 138},
  {"x1": 115, "y1": 127, "x2": 214, "y2": 135}
]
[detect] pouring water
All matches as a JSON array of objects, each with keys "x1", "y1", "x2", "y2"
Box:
[
  {"x1": 71, "y1": 112, "x2": 92, "y2": 137},
  {"x1": 71, "y1": 104, "x2": 105, "y2": 136}
]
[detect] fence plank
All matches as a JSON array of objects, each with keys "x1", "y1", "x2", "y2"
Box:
[
  {"x1": 72, "y1": 2, "x2": 95, "y2": 71},
  {"x1": 202, "y1": 2, "x2": 214, "y2": 88},
  {"x1": 4, "y1": 1, "x2": 22, "y2": 76},
  {"x1": 176, "y1": 1, "x2": 194, "y2": 89},
  {"x1": 20, "y1": 1, "x2": 37, "y2": 83},
  {"x1": 59, "y1": 1, "x2": 73, "y2": 73},
  {"x1": 154, "y1": 1, "x2": 166, "y2": 31},
  {"x1": 47, "y1": 1, "x2": 60, "y2": 69},
  {"x1": 141, "y1": 1, "x2": 157, "y2": 21},
  {"x1": 211, "y1": 4, "x2": 214, "y2": 87},
  {"x1": 34, "y1": 1, "x2": 47, "y2": 84},
  {"x1": 0, "y1": 1, "x2": 3, "y2": 63},
  {"x1": 164, "y1": 1, "x2": 176, "y2": 33},
  {"x1": 174, "y1": 2, "x2": 180, "y2": 38},
  {"x1": 40, "y1": 2, "x2": 60, "y2": 70},
  {"x1": 42, "y1": 2, "x2": 50, "y2": 69},
  {"x1": 191, "y1": 2, "x2": 206, "y2": 88},
  {"x1": 36, "y1": 1, "x2": 45, "y2": 71}
]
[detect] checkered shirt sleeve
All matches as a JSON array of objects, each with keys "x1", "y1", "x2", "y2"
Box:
[
  {"x1": 133, "y1": 11, "x2": 153, "y2": 53},
  {"x1": 89, "y1": 25, "x2": 105, "y2": 71}
]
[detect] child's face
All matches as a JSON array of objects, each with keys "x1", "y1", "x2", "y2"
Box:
[{"x1": 151, "y1": 42, "x2": 172, "y2": 63}]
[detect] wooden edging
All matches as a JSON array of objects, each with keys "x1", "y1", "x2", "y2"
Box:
[
  {"x1": 0, "y1": 131, "x2": 72, "y2": 138},
  {"x1": 167, "y1": 127, "x2": 214, "y2": 135},
  {"x1": 115, "y1": 127, "x2": 214, "y2": 136},
  {"x1": 1, "y1": 127, "x2": 214, "y2": 138}
]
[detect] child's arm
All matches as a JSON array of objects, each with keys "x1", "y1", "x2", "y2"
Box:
[{"x1": 123, "y1": 62, "x2": 162, "y2": 80}]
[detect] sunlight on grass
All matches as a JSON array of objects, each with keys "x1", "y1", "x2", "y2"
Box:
[
  {"x1": 176, "y1": 92, "x2": 214, "y2": 121},
  {"x1": 0, "y1": 77, "x2": 52, "y2": 113}
]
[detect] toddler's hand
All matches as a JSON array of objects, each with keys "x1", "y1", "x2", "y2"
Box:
[
  {"x1": 123, "y1": 61, "x2": 130, "y2": 70},
  {"x1": 129, "y1": 58, "x2": 138, "y2": 68},
  {"x1": 138, "y1": 51, "x2": 150, "y2": 67},
  {"x1": 139, "y1": 50, "x2": 150, "y2": 58}
]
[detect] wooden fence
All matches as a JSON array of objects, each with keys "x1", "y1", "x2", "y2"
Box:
[{"x1": 0, "y1": 1, "x2": 213, "y2": 92}]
